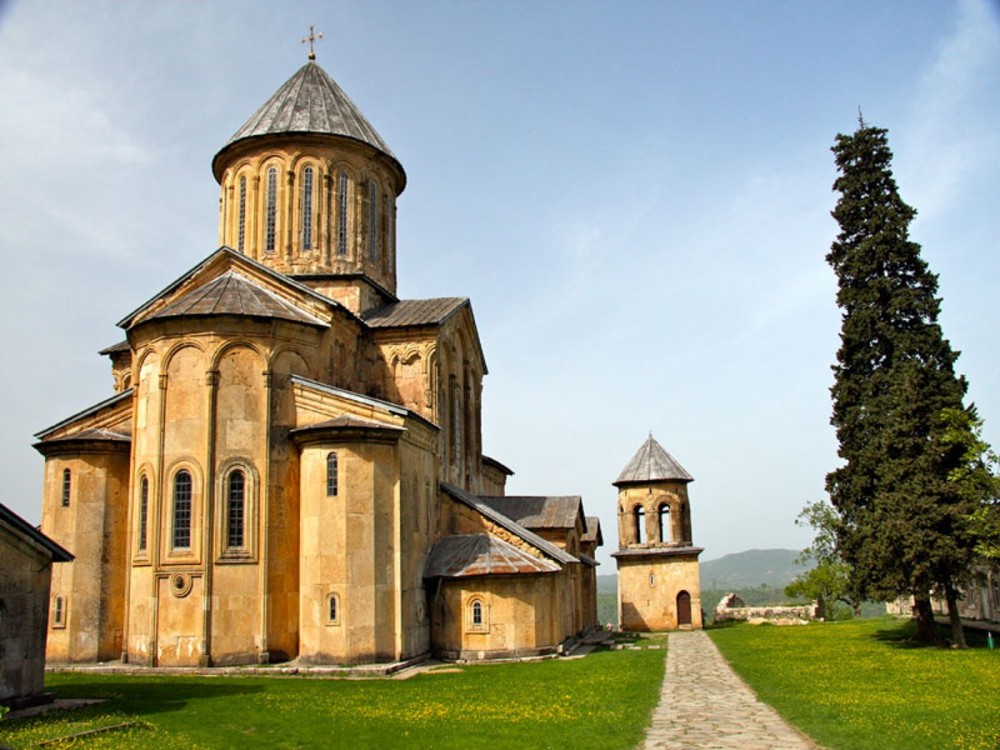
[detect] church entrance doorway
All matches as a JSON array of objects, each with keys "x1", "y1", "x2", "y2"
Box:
[{"x1": 676, "y1": 590, "x2": 692, "y2": 626}]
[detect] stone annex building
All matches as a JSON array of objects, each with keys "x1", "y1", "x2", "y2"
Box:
[
  {"x1": 33, "y1": 58, "x2": 608, "y2": 668},
  {"x1": 34, "y1": 56, "x2": 704, "y2": 668}
]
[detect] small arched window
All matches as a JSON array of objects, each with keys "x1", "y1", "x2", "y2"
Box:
[
  {"x1": 173, "y1": 470, "x2": 192, "y2": 549},
  {"x1": 327, "y1": 593, "x2": 340, "y2": 624},
  {"x1": 265, "y1": 166, "x2": 278, "y2": 253},
  {"x1": 326, "y1": 452, "x2": 338, "y2": 497},
  {"x1": 237, "y1": 175, "x2": 247, "y2": 253},
  {"x1": 337, "y1": 172, "x2": 349, "y2": 256},
  {"x1": 368, "y1": 179, "x2": 379, "y2": 262},
  {"x1": 301, "y1": 166, "x2": 314, "y2": 251},
  {"x1": 633, "y1": 506, "x2": 646, "y2": 544},
  {"x1": 52, "y1": 596, "x2": 66, "y2": 628},
  {"x1": 472, "y1": 600, "x2": 483, "y2": 626},
  {"x1": 61, "y1": 468, "x2": 71, "y2": 507},
  {"x1": 658, "y1": 503, "x2": 670, "y2": 544},
  {"x1": 138, "y1": 476, "x2": 149, "y2": 552},
  {"x1": 227, "y1": 470, "x2": 245, "y2": 549},
  {"x1": 387, "y1": 197, "x2": 395, "y2": 270}
]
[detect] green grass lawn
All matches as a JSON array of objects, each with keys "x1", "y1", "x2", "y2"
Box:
[
  {"x1": 709, "y1": 618, "x2": 1000, "y2": 750},
  {"x1": 0, "y1": 638, "x2": 666, "y2": 750}
]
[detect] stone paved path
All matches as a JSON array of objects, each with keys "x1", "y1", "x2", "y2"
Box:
[{"x1": 640, "y1": 630, "x2": 818, "y2": 750}]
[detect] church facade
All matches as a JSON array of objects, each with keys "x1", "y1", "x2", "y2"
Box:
[{"x1": 34, "y1": 59, "x2": 601, "y2": 667}]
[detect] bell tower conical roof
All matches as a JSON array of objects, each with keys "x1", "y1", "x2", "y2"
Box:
[{"x1": 614, "y1": 434, "x2": 693, "y2": 486}]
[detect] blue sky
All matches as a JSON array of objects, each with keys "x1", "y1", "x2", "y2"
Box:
[{"x1": 1, "y1": 0, "x2": 998, "y2": 566}]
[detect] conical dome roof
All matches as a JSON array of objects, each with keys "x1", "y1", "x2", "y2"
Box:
[
  {"x1": 614, "y1": 435, "x2": 693, "y2": 486},
  {"x1": 212, "y1": 61, "x2": 402, "y2": 180}
]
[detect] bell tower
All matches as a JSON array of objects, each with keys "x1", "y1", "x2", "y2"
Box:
[{"x1": 613, "y1": 435, "x2": 703, "y2": 631}]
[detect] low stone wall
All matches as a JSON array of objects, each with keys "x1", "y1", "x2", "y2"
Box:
[{"x1": 714, "y1": 593, "x2": 819, "y2": 625}]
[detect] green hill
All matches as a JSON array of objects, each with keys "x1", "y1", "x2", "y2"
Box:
[{"x1": 700, "y1": 548, "x2": 807, "y2": 590}]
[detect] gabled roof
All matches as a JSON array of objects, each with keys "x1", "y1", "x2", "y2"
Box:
[
  {"x1": 477, "y1": 495, "x2": 583, "y2": 531},
  {"x1": 0, "y1": 502, "x2": 73, "y2": 563},
  {"x1": 118, "y1": 247, "x2": 345, "y2": 331},
  {"x1": 214, "y1": 61, "x2": 403, "y2": 183},
  {"x1": 424, "y1": 534, "x2": 560, "y2": 578},
  {"x1": 144, "y1": 270, "x2": 326, "y2": 328},
  {"x1": 363, "y1": 298, "x2": 468, "y2": 328},
  {"x1": 582, "y1": 516, "x2": 604, "y2": 546},
  {"x1": 34, "y1": 390, "x2": 133, "y2": 440},
  {"x1": 614, "y1": 434, "x2": 693, "y2": 486},
  {"x1": 441, "y1": 483, "x2": 577, "y2": 566}
]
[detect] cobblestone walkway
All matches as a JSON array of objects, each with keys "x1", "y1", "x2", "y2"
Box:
[{"x1": 640, "y1": 630, "x2": 818, "y2": 750}]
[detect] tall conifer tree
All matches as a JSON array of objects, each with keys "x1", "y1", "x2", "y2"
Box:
[{"x1": 826, "y1": 120, "x2": 983, "y2": 646}]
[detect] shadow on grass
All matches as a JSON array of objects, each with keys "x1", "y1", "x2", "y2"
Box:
[
  {"x1": 50, "y1": 678, "x2": 264, "y2": 718},
  {"x1": 870, "y1": 619, "x2": 994, "y2": 650}
]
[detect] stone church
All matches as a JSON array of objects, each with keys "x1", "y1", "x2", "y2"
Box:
[{"x1": 34, "y1": 57, "x2": 602, "y2": 667}]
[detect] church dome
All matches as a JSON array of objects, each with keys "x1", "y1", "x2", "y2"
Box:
[{"x1": 211, "y1": 60, "x2": 405, "y2": 313}]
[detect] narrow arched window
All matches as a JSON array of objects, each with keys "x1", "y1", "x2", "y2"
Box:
[
  {"x1": 227, "y1": 470, "x2": 245, "y2": 548},
  {"x1": 301, "y1": 166, "x2": 314, "y2": 251},
  {"x1": 452, "y1": 388, "x2": 462, "y2": 470},
  {"x1": 237, "y1": 176, "x2": 247, "y2": 253},
  {"x1": 658, "y1": 503, "x2": 670, "y2": 544},
  {"x1": 138, "y1": 476, "x2": 149, "y2": 552},
  {"x1": 327, "y1": 593, "x2": 339, "y2": 623},
  {"x1": 265, "y1": 166, "x2": 278, "y2": 253},
  {"x1": 634, "y1": 506, "x2": 646, "y2": 544},
  {"x1": 337, "y1": 172, "x2": 348, "y2": 256},
  {"x1": 52, "y1": 596, "x2": 66, "y2": 628},
  {"x1": 173, "y1": 470, "x2": 192, "y2": 549},
  {"x1": 61, "y1": 468, "x2": 71, "y2": 507},
  {"x1": 387, "y1": 197, "x2": 395, "y2": 270},
  {"x1": 368, "y1": 179, "x2": 379, "y2": 262},
  {"x1": 326, "y1": 452, "x2": 338, "y2": 497},
  {"x1": 472, "y1": 600, "x2": 483, "y2": 626}
]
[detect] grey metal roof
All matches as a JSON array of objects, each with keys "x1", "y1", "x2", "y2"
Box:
[
  {"x1": 145, "y1": 271, "x2": 326, "y2": 327},
  {"x1": 582, "y1": 516, "x2": 603, "y2": 545},
  {"x1": 34, "y1": 390, "x2": 133, "y2": 440},
  {"x1": 424, "y1": 534, "x2": 560, "y2": 578},
  {"x1": 481, "y1": 455, "x2": 514, "y2": 476},
  {"x1": 99, "y1": 340, "x2": 130, "y2": 355},
  {"x1": 363, "y1": 298, "x2": 468, "y2": 328},
  {"x1": 221, "y1": 62, "x2": 397, "y2": 160},
  {"x1": 614, "y1": 434, "x2": 693, "y2": 486},
  {"x1": 441, "y1": 483, "x2": 578, "y2": 565},
  {"x1": 118, "y1": 247, "x2": 347, "y2": 331},
  {"x1": 39, "y1": 428, "x2": 131, "y2": 444},
  {"x1": 476, "y1": 496, "x2": 582, "y2": 530},
  {"x1": 0, "y1": 502, "x2": 73, "y2": 563}
]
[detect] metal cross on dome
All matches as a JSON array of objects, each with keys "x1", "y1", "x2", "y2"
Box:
[{"x1": 302, "y1": 25, "x2": 323, "y2": 61}]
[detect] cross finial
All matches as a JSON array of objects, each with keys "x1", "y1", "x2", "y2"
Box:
[{"x1": 302, "y1": 25, "x2": 323, "y2": 61}]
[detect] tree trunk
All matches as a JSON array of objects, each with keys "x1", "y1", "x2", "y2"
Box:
[
  {"x1": 912, "y1": 594, "x2": 937, "y2": 642},
  {"x1": 944, "y1": 583, "x2": 967, "y2": 648}
]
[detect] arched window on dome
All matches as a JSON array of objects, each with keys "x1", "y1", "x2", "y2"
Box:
[
  {"x1": 326, "y1": 452, "x2": 338, "y2": 497},
  {"x1": 301, "y1": 166, "x2": 314, "y2": 251},
  {"x1": 368, "y1": 179, "x2": 379, "y2": 262},
  {"x1": 337, "y1": 172, "x2": 349, "y2": 256},
  {"x1": 265, "y1": 166, "x2": 278, "y2": 253},
  {"x1": 658, "y1": 502, "x2": 670, "y2": 544},
  {"x1": 387, "y1": 196, "x2": 395, "y2": 271},
  {"x1": 237, "y1": 176, "x2": 247, "y2": 253},
  {"x1": 61, "y1": 468, "x2": 71, "y2": 507}
]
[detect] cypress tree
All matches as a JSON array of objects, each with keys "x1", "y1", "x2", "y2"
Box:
[{"x1": 825, "y1": 119, "x2": 983, "y2": 646}]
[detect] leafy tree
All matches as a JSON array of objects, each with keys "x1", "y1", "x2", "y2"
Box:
[
  {"x1": 825, "y1": 119, "x2": 990, "y2": 647},
  {"x1": 785, "y1": 501, "x2": 859, "y2": 619}
]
